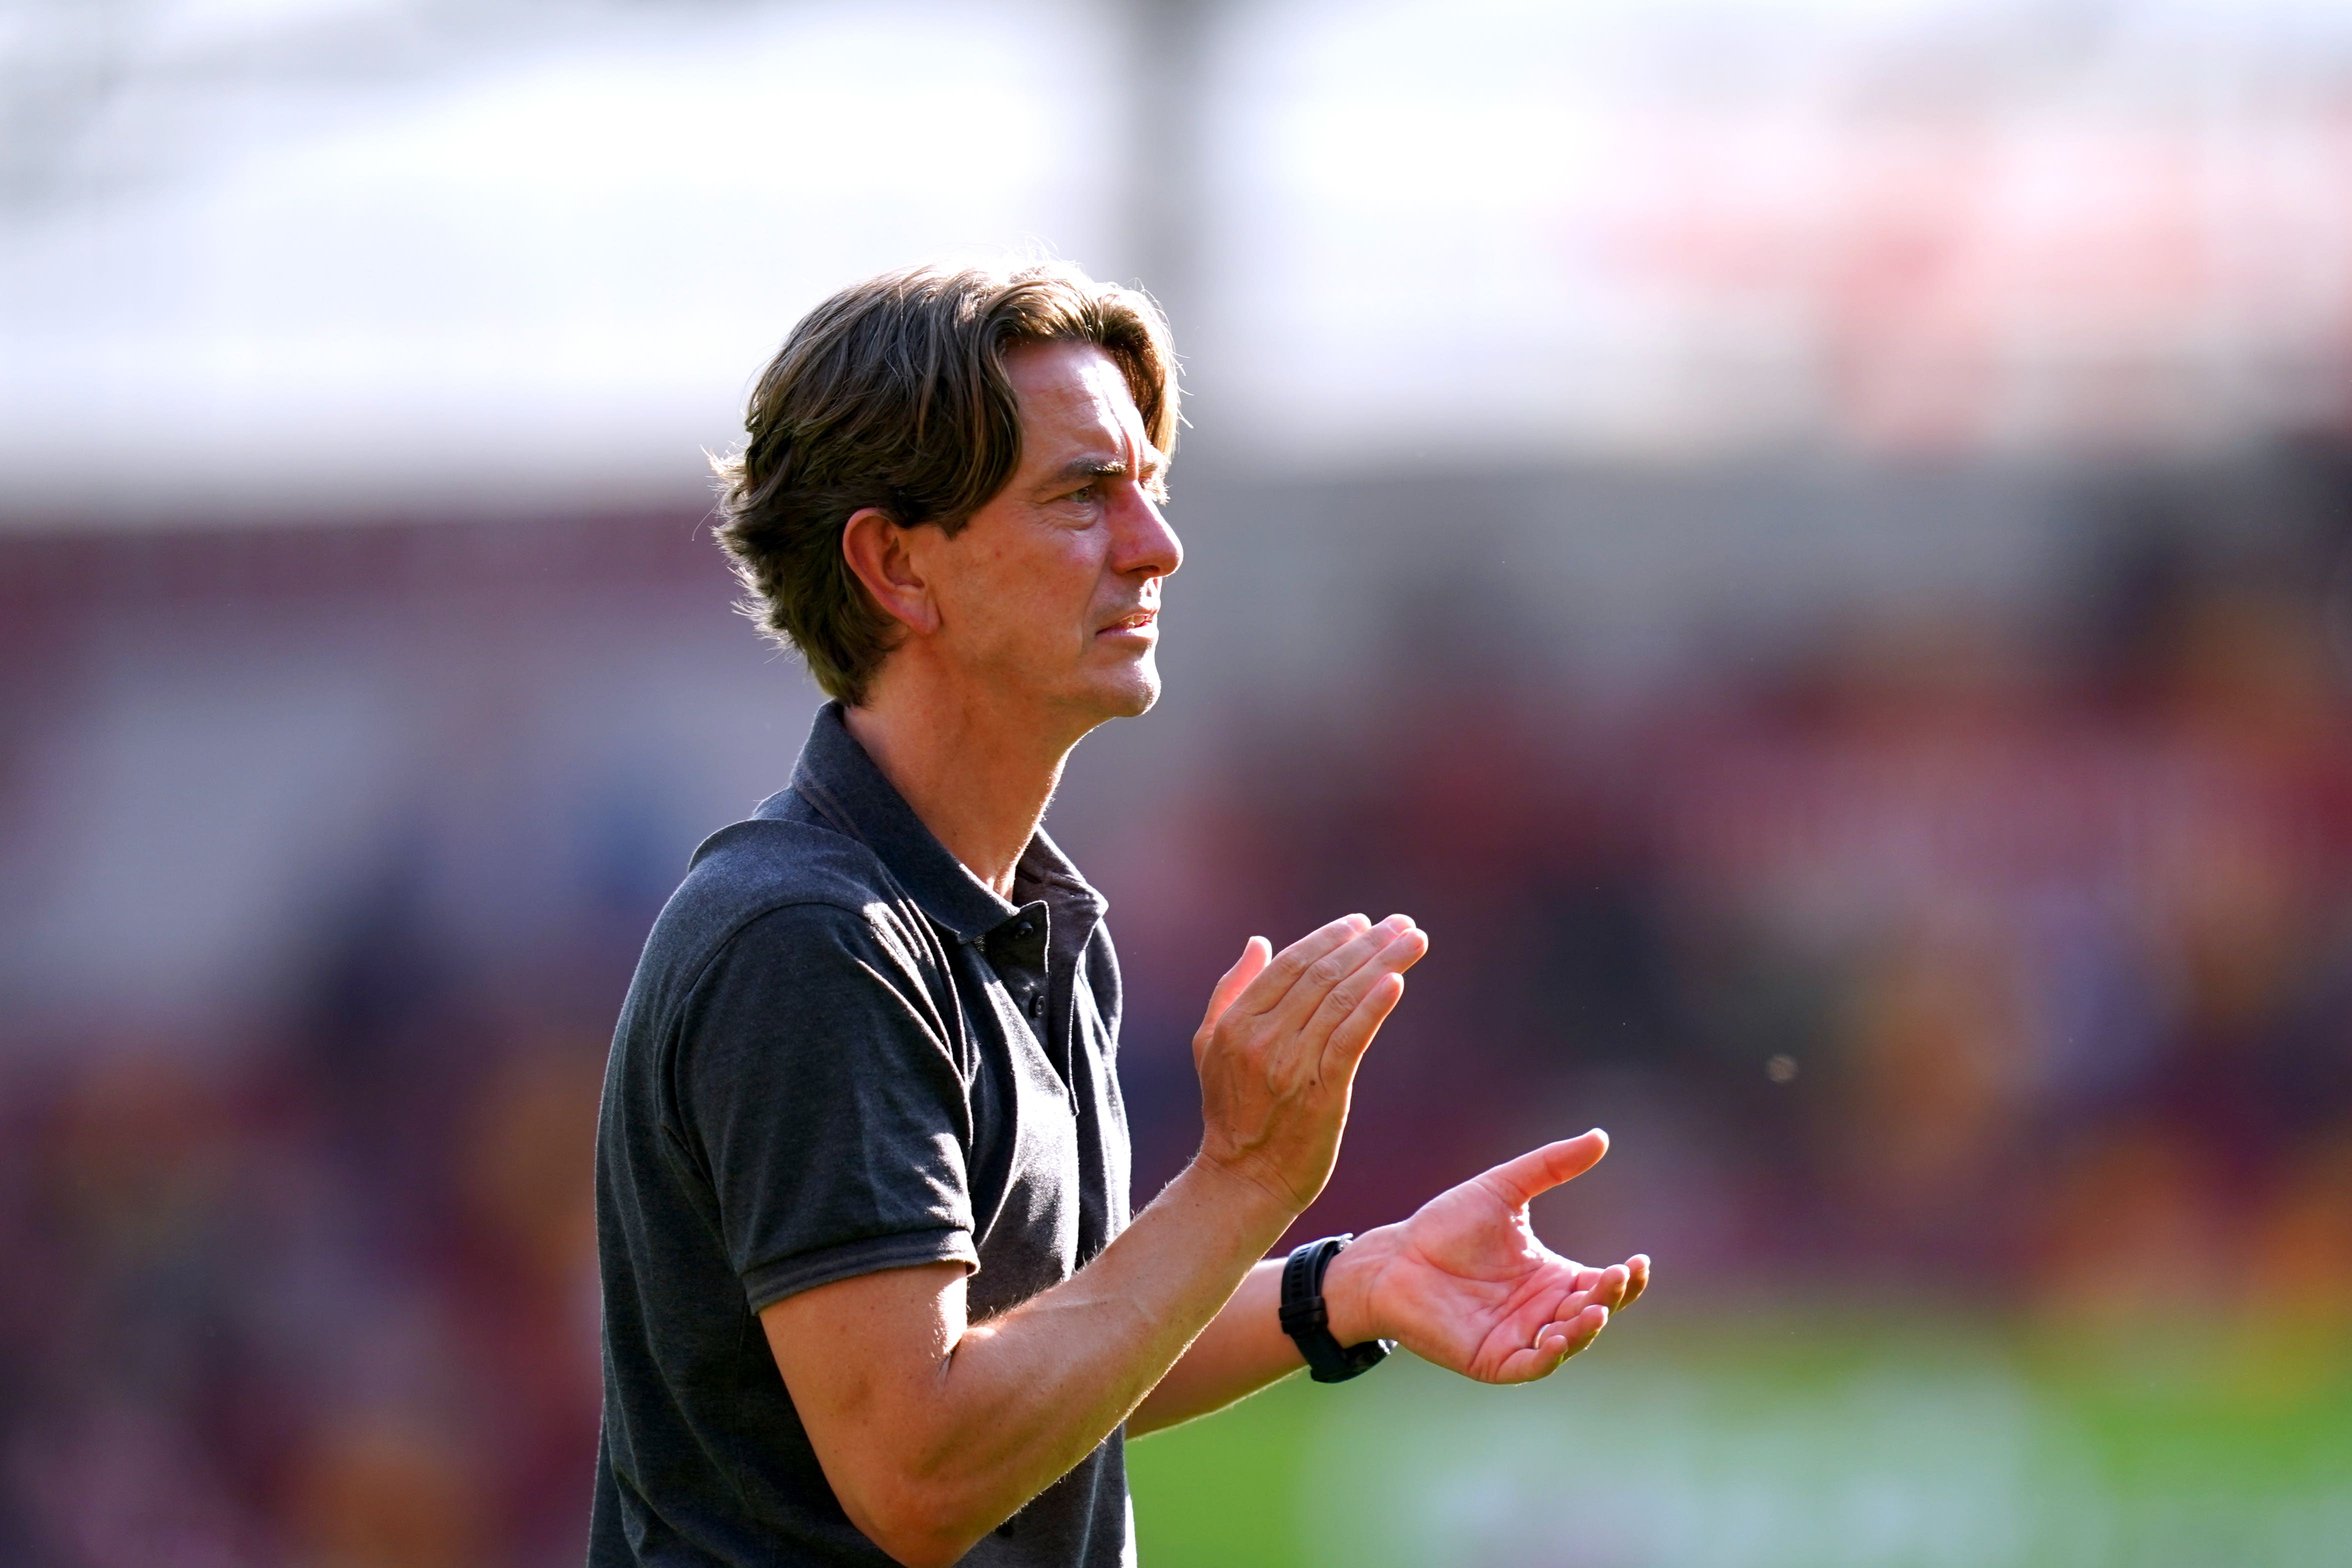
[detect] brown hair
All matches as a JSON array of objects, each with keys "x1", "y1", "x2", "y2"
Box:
[{"x1": 712, "y1": 260, "x2": 1179, "y2": 706}]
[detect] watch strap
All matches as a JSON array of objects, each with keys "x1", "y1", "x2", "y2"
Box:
[{"x1": 1278, "y1": 1234, "x2": 1394, "y2": 1384}]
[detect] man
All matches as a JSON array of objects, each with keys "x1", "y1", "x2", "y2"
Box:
[{"x1": 590, "y1": 261, "x2": 1650, "y2": 1568}]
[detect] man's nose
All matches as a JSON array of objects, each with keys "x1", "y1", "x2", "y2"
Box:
[{"x1": 1110, "y1": 488, "x2": 1182, "y2": 580}]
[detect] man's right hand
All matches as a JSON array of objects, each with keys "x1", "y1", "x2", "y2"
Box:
[{"x1": 1190, "y1": 913, "x2": 1428, "y2": 1214}]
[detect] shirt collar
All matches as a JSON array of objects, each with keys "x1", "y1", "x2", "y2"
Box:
[{"x1": 762, "y1": 702, "x2": 1104, "y2": 944}]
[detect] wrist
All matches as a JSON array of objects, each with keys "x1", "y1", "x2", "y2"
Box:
[
  {"x1": 1173, "y1": 1154, "x2": 1300, "y2": 1252},
  {"x1": 1318, "y1": 1224, "x2": 1400, "y2": 1346}
]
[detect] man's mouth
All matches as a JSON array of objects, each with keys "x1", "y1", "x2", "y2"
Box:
[{"x1": 1100, "y1": 608, "x2": 1157, "y2": 635}]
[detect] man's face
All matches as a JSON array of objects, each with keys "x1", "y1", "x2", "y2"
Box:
[{"x1": 920, "y1": 339, "x2": 1181, "y2": 729}]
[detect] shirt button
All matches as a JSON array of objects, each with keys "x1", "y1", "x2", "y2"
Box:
[
  {"x1": 1028, "y1": 993, "x2": 1046, "y2": 1019},
  {"x1": 1014, "y1": 921, "x2": 1034, "y2": 939}
]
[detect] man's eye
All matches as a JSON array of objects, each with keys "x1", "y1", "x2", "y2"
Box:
[{"x1": 1069, "y1": 484, "x2": 1099, "y2": 504}]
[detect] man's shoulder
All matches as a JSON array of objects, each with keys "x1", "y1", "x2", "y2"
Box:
[
  {"x1": 687, "y1": 814, "x2": 894, "y2": 908},
  {"x1": 638, "y1": 815, "x2": 928, "y2": 986}
]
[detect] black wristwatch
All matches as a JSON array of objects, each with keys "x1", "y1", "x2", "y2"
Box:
[{"x1": 1278, "y1": 1235, "x2": 1394, "y2": 1383}]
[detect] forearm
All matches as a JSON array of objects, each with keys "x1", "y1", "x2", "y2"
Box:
[
  {"x1": 1129, "y1": 1224, "x2": 1401, "y2": 1436},
  {"x1": 1128, "y1": 1258, "x2": 1296, "y2": 1433},
  {"x1": 888, "y1": 1160, "x2": 1295, "y2": 1558}
]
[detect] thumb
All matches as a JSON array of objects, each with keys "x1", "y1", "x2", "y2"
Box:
[
  {"x1": 1195, "y1": 936, "x2": 1272, "y2": 1052},
  {"x1": 1481, "y1": 1129, "x2": 1609, "y2": 1208}
]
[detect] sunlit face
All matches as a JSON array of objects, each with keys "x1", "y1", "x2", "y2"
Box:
[{"x1": 922, "y1": 340, "x2": 1181, "y2": 729}]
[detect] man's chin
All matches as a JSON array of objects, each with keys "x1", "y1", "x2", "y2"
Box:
[
  {"x1": 1099, "y1": 673, "x2": 1161, "y2": 720},
  {"x1": 1067, "y1": 660, "x2": 1162, "y2": 724}
]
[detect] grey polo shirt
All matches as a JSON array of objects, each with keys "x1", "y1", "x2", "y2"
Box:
[{"x1": 590, "y1": 702, "x2": 1135, "y2": 1566}]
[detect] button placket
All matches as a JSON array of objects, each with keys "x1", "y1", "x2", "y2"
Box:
[
  {"x1": 984, "y1": 902, "x2": 1077, "y2": 1108},
  {"x1": 986, "y1": 906, "x2": 1052, "y2": 1042}
]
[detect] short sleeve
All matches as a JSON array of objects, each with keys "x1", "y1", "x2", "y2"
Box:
[{"x1": 676, "y1": 902, "x2": 978, "y2": 1312}]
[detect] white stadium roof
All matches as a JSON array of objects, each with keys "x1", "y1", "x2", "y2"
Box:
[{"x1": 6, "y1": 0, "x2": 2352, "y2": 526}]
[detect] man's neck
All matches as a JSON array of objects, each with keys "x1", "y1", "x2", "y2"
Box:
[{"x1": 843, "y1": 686, "x2": 1078, "y2": 899}]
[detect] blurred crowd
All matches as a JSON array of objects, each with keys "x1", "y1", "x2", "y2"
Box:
[
  {"x1": 6, "y1": 454, "x2": 2352, "y2": 1566},
  {"x1": 0, "y1": 846, "x2": 617, "y2": 1565},
  {"x1": 1080, "y1": 445, "x2": 2352, "y2": 1462},
  {"x1": 1138, "y1": 484, "x2": 2352, "y2": 1349}
]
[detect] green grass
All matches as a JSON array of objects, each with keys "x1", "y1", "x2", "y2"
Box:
[
  {"x1": 1128, "y1": 1370, "x2": 1320, "y2": 1568},
  {"x1": 1127, "y1": 1310, "x2": 2352, "y2": 1568}
]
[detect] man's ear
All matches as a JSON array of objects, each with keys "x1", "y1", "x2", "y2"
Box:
[{"x1": 840, "y1": 506, "x2": 940, "y2": 636}]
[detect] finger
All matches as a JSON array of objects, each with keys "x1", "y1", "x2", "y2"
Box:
[
  {"x1": 1265, "y1": 914, "x2": 1418, "y2": 1032},
  {"x1": 1588, "y1": 1263, "x2": 1630, "y2": 1311},
  {"x1": 1494, "y1": 1304, "x2": 1607, "y2": 1382},
  {"x1": 1316, "y1": 968, "x2": 1408, "y2": 1084},
  {"x1": 1299, "y1": 924, "x2": 1428, "y2": 1060},
  {"x1": 1620, "y1": 1254, "x2": 1651, "y2": 1310},
  {"x1": 1480, "y1": 1130, "x2": 1609, "y2": 1208},
  {"x1": 1240, "y1": 914, "x2": 1374, "y2": 1016},
  {"x1": 1546, "y1": 1306, "x2": 1610, "y2": 1360},
  {"x1": 1196, "y1": 936, "x2": 1272, "y2": 1042},
  {"x1": 1548, "y1": 1305, "x2": 1609, "y2": 1358}
]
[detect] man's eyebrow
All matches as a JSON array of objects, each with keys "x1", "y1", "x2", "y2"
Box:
[{"x1": 1040, "y1": 447, "x2": 1167, "y2": 488}]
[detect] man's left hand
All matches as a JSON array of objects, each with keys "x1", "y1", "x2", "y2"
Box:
[{"x1": 1326, "y1": 1130, "x2": 1650, "y2": 1384}]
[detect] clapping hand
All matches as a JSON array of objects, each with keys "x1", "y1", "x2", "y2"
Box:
[
  {"x1": 1329, "y1": 1131, "x2": 1649, "y2": 1383},
  {"x1": 1186, "y1": 914, "x2": 1648, "y2": 1388}
]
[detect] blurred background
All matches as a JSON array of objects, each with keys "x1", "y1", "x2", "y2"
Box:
[{"x1": 6, "y1": 0, "x2": 2352, "y2": 1563}]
